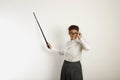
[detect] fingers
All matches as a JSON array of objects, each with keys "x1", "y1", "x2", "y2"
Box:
[
  {"x1": 78, "y1": 32, "x2": 82, "y2": 39},
  {"x1": 79, "y1": 32, "x2": 81, "y2": 36},
  {"x1": 77, "y1": 32, "x2": 81, "y2": 37}
]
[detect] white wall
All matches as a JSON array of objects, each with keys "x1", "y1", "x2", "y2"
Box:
[{"x1": 0, "y1": 0, "x2": 120, "y2": 80}]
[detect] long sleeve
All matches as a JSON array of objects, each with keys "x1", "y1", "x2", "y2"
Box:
[
  {"x1": 50, "y1": 45, "x2": 65, "y2": 55},
  {"x1": 79, "y1": 37, "x2": 91, "y2": 51},
  {"x1": 49, "y1": 37, "x2": 91, "y2": 62}
]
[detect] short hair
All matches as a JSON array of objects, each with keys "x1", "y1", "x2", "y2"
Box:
[{"x1": 68, "y1": 25, "x2": 79, "y2": 31}]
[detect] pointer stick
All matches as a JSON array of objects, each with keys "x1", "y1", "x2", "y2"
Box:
[{"x1": 33, "y1": 12, "x2": 50, "y2": 48}]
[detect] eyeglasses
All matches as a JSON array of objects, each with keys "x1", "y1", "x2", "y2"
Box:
[{"x1": 69, "y1": 32, "x2": 79, "y2": 35}]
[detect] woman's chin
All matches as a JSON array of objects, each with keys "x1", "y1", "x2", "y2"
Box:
[{"x1": 71, "y1": 38, "x2": 77, "y2": 40}]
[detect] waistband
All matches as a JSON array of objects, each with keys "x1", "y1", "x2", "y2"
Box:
[{"x1": 64, "y1": 60, "x2": 80, "y2": 63}]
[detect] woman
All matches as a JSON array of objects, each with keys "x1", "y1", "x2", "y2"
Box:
[{"x1": 47, "y1": 25, "x2": 91, "y2": 80}]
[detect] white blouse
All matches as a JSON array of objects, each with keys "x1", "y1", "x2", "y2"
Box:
[{"x1": 50, "y1": 37, "x2": 91, "y2": 62}]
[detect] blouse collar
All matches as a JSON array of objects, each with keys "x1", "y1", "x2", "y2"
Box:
[{"x1": 70, "y1": 39, "x2": 77, "y2": 42}]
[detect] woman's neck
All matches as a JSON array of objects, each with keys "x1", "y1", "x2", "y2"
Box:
[{"x1": 71, "y1": 38, "x2": 77, "y2": 41}]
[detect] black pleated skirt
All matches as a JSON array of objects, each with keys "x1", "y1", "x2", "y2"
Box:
[{"x1": 60, "y1": 60, "x2": 83, "y2": 80}]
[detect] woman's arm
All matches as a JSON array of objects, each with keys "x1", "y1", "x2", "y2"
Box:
[
  {"x1": 47, "y1": 43, "x2": 64, "y2": 55},
  {"x1": 78, "y1": 37, "x2": 91, "y2": 51},
  {"x1": 77, "y1": 32, "x2": 91, "y2": 51}
]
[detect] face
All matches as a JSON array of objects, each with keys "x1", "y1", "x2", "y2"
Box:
[{"x1": 69, "y1": 29, "x2": 79, "y2": 40}]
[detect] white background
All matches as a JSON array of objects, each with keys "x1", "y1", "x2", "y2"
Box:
[{"x1": 0, "y1": 0, "x2": 120, "y2": 80}]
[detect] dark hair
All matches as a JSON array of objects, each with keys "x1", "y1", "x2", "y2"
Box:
[{"x1": 68, "y1": 25, "x2": 79, "y2": 31}]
